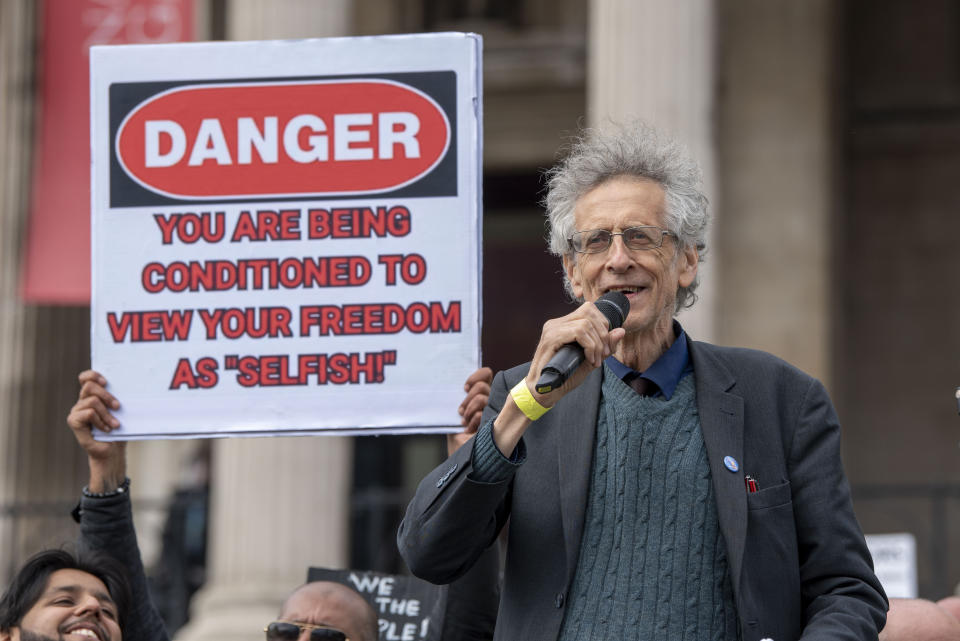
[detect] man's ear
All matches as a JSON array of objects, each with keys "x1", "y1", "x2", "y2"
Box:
[
  {"x1": 562, "y1": 254, "x2": 584, "y2": 299},
  {"x1": 677, "y1": 244, "x2": 699, "y2": 288},
  {"x1": 1, "y1": 626, "x2": 18, "y2": 641}
]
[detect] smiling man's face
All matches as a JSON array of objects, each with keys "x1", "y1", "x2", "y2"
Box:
[
  {"x1": 563, "y1": 175, "x2": 698, "y2": 340},
  {"x1": 9, "y1": 569, "x2": 121, "y2": 641}
]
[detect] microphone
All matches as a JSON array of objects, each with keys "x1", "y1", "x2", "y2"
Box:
[{"x1": 535, "y1": 291, "x2": 630, "y2": 394}]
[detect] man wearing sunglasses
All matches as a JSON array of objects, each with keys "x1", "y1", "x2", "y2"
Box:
[
  {"x1": 264, "y1": 580, "x2": 377, "y2": 641},
  {"x1": 399, "y1": 121, "x2": 888, "y2": 641},
  {"x1": 265, "y1": 619, "x2": 354, "y2": 641}
]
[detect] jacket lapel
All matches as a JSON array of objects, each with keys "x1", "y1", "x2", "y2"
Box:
[
  {"x1": 556, "y1": 367, "x2": 603, "y2": 586},
  {"x1": 689, "y1": 341, "x2": 747, "y2": 604}
]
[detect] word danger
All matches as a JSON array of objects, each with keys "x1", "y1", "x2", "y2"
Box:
[
  {"x1": 144, "y1": 112, "x2": 421, "y2": 166},
  {"x1": 116, "y1": 80, "x2": 450, "y2": 198}
]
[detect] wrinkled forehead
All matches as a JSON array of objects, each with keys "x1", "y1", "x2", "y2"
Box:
[{"x1": 279, "y1": 586, "x2": 363, "y2": 637}]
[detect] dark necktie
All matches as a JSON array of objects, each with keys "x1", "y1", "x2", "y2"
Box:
[{"x1": 627, "y1": 373, "x2": 658, "y2": 397}]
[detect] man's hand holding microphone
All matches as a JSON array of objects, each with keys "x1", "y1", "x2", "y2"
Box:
[{"x1": 492, "y1": 292, "x2": 629, "y2": 456}]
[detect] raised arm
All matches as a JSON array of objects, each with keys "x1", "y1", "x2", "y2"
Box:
[{"x1": 68, "y1": 369, "x2": 171, "y2": 641}]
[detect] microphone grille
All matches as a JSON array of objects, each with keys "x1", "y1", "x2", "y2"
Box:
[{"x1": 595, "y1": 291, "x2": 630, "y2": 329}]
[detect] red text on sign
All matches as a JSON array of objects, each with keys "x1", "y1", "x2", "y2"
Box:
[
  {"x1": 154, "y1": 212, "x2": 226, "y2": 244},
  {"x1": 300, "y1": 301, "x2": 460, "y2": 336},
  {"x1": 226, "y1": 351, "x2": 398, "y2": 386},
  {"x1": 198, "y1": 307, "x2": 293, "y2": 339},
  {"x1": 107, "y1": 309, "x2": 193, "y2": 342},
  {"x1": 169, "y1": 357, "x2": 219, "y2": 389},
  {"x1": 141, "y1": 256, "x2": 371, "y2": 292},
  {"x1": 307, "y1": 206, "x2": 411, "y2": 239},
  {"x1": 231, "y1": 209, "x2": 302, "y2": 242},
  {"x1": 378, "y1": 254, "x2": 426, "y2": 285}
]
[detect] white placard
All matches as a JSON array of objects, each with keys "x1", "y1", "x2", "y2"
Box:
[
  {"x1": 90, "y1": 33, "x2": 483, "y2": 439},
  {"x1": 865, "y1": 532, "x2": 918, "y2": 599}
]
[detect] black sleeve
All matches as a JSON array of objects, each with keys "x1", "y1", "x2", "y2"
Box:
[
  {"x1": 77, "y1": 491, "x2": 171, "y2": 641},
  {"x1": 397, "y1": 369, "x2": 516, "y2": 585},
  {"x1": 441, "y1": 541, "x2": 501, "y2": 640}
]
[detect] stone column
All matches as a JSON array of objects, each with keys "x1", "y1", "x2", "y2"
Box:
[
  {"x1": 714, "y1": 0, "x2": 833, "y2": 383},
  {"x1": 587, "y1": 0, "x2": 717, "y2": 342},
  {"x1": 175, "y1": 437, "x2": 352, "y2": 641},
  {"x1": 0, "y1": 0, "x2": 93, "y2": 579},
  {"x1": 0, "y1": 7, "x2": 35, "y2": 563},
  {"x1": 175, "y1": 3, "x2": 354, "y2": 640},
  {"x1": 225, "y1": 0, "x2": 351, "y2": 39},
  {"x1": 126, "y1": 440, "x2": 206, "y2": 567}
]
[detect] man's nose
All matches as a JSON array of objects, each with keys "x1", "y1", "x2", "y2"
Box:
[
  {"x1": 74, "y1": 594, "x2": 103, "y2": 616},
  {"x1": 605, "y1": 234, "x2": 633, "y2": 268}
]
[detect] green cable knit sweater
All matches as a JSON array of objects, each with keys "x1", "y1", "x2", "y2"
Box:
[{"x1": 557, "y1": 369, "x2": 740, "y2": 640}]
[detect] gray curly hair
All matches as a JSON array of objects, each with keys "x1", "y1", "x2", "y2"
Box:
[{"x1": 543, "y1": 121, "x2": 709, "y2": 312}]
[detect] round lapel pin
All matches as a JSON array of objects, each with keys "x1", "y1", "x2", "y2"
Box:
[{"x1": 723, "y1": 456, "x2": 739, "y2": 472}]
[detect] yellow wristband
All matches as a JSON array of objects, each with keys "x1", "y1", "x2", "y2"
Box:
[{"x1": 510, "y1": 380, "x2": 551, "y2": 421}]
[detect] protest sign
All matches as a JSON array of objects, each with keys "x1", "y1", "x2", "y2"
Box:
[
  {"x1": 864, "y1": 533, "x2": 918, "y2": 599},
  {"x1": 307, "y1": 567, "x2": 446, "y2": 641},
  {"x1": 90, "y1": 34, "x2": 482, "y2": 438}
]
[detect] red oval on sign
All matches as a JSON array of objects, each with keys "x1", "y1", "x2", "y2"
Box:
[{"x1": 116, "y1": 80, "x2": 451, "y2": 199}]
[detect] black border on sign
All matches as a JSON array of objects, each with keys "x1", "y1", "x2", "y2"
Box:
[{"x1": 107, "y1": 71, "x2": 459, "y2": 207}]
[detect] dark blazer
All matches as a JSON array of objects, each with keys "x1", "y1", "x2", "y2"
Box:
[{"x1": 399, "y1": 341, "x2": 887, "y2": 641}]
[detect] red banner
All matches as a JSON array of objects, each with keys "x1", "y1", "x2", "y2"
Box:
[{"x1": 21, "y1": 0, "x2": 193, "y2": 303}]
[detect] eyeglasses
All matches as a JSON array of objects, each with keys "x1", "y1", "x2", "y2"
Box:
[
  {"x1": 568, "y1": 226, "x2": 675, "y2": 254},
  {"x1": 265, "y1": 621, "x2": 349, "y2": 641}
]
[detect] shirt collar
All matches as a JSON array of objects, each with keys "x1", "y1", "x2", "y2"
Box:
[{"x1": 604, "y1": 320, "x2": 692, "y2": 400}]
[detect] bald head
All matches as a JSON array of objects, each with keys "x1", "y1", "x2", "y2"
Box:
[
  {"x1": 279, "y1": 581, "x2": 378, "y2": 641},
  {"x1": 880, "y1": 598, "x2": 960, "y2": 641}
]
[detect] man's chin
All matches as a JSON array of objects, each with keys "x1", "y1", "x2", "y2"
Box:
[{"x1": 621, "y1": 315, "x2": 656, "y2": 336}]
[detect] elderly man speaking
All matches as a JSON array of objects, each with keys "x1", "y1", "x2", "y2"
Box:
[{"x1": 398, "y1": 122, "x2": 887, "y2": 641}]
